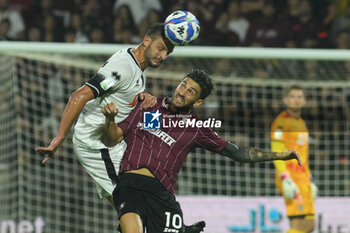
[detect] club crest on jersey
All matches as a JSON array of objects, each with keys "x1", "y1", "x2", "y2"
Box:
[
  {"x1": 143, "y1": 110, "x2": 161, "y2": 129},
  {"x1": 118, "y1": 202, "x2": 126, "y2": 211}
]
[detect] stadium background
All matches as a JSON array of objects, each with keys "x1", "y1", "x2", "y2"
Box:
[{"x1": 1, "y1": 0, "x2": 350, "y2": 232}]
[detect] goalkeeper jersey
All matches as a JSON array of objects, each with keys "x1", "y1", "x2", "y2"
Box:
[
  {"x1": 73, "y1": 48, "x2": 145, "y2": 149},
  {"x1": 271, "y1": 111, "x2": 309, "y2": 174}
]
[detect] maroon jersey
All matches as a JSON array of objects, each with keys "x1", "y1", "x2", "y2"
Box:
[{"x1": 118, "y1": 97, "x2": 228, "y2": 194}]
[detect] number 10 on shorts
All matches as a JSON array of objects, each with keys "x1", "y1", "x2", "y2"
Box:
[{"x1": 164, "y1": 211, "x2": 182, "y2": 232}]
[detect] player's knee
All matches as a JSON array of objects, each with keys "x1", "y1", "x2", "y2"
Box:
[
  {"x1": 302, "y1": 216, "x2": 315, "y2": 233},
  {"x1": 120, "y1": 213, "x2": 143, "y2": 233},
  {"x1": 305, "y1": 221, "x2": 315, "y2": 233},
  {"x1": 287, "y1": 222, "x2": 315, "y2": 233}
]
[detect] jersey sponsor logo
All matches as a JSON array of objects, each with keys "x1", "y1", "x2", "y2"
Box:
[
  {"x1": 137, "y1": 116, "x2": 176, "y2": 146},
  {"x1": 143, "y1": 128, "x2": 176, "y2": 146}
]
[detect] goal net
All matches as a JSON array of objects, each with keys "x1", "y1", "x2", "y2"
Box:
[{"x1": 0, "y1": 44, "x2": 349, "y2": 232}]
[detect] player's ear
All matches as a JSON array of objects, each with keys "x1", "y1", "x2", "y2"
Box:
[
  {"x1": 193, "y1": 99, "x2": 204, "y2": 107},
  {"x1": 142, "y1": 36, "x2": 152, "y2": 47}
]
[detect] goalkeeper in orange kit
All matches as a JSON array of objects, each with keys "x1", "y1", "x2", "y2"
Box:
[{"x1": 271, "y1": 85, "x2": 317, "y2": 233}]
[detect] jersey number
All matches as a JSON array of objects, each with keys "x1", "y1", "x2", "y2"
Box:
[{"x1": 165, "y1": 212, "x2": 182, "y2": 229}]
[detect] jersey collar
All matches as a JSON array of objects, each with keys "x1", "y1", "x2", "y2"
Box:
[{"x1": 127, "y1": 48, "x2": 141, "y2": 69}]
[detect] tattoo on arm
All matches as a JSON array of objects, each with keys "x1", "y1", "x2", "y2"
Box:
[
  {"x1": 220, "y1": 143, "x2": 279, "y2": 163},
  {"x1": 245, "y1": 147, "x2": 278, "y2": 162}
]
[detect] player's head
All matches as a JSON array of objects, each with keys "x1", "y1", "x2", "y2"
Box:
[
  {"x1": 143, "y1": 23, "x2": 175, "y2": 68},
  {"x1": 283, "y1": 85, "x2": 306, "y2": 110},
  {"x1": 171, "y1": 69, "x2": 214, "y2": 111}
]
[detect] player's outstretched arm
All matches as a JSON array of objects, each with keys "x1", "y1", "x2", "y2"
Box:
[
  {"x1": 102, "y1": 102, "x2": 124, "y2": 147},
  {"x1": 220, "y1": 142, "x2": 302, "y2": 165},
  {"x1": 36, "y1": 86, "x2": 95, "y2": 164}
]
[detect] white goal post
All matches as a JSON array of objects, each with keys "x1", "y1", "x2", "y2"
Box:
[{"x1": 0, "y1": 42, "x2": 349, "y2": 233}]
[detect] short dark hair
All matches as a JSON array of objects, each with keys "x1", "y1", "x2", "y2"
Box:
[
  {"x1": 285, "y1": 85, "x2": 304, "y2": 97},
  {"x1": 185, "y1": 69, "x2": 214, "y2": 100},
  {"x1": 145, "y1": 23, "x2": 175, "y2": 54}
]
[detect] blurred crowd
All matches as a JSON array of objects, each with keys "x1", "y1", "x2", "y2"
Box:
[{"x1": 1, "y1": 0, "x2": 350, "y2": 48}]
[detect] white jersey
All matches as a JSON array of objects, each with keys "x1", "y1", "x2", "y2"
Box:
[{"x1": 73, "y1": 48, "x2": 145, "y2": 149}]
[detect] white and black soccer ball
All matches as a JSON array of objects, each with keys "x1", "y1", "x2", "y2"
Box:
[{"x1": 164, "y1": 10, "x2": 200, "y2": 46}]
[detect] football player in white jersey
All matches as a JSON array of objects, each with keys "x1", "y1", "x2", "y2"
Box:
[{"x1": 36, "y1": 23, "x2": 174, "y2": 201}]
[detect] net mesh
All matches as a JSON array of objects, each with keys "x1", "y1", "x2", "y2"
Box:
[{"x1": 0, "y1": 51, "x2": 349, "y2": 231}]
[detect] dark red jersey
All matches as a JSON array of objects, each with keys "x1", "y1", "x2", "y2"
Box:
[{"x1": 118, "y1": 97, "x2": 228, "y2": 194}]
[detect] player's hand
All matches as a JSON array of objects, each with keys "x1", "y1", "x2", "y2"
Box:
[
  {"x1": 278, "y1": 149, "x2": 302, "y2": 166},
  {"x1": 281, "y1": 172, "x2": 300, "y2": 199},
  {"x1": 35, "y1": 136, "x2": 64, "y2": 165},
  {"x1": 102, "y1": 102, "x2": 119, "y2": 120},
  {"x1": 139, "y1": 92, "x2": 157, "y2": 109}
]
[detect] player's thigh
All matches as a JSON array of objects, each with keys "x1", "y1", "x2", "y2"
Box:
[
  {"x1": 120, "y1": 213, "x2": 143, "y2": 233},
  {"x1": 73, "y1": 141, "x2": 126, "y2": 173},
  {"x1": 290, "y1": 216, "x2": 315, "y2": 233},
  {"x1": 73, "y1": 143, "x2": 125, "y2": 197},
  {"x1": 113, "y1": 186, "x2": 146, "y2": 222},
  {"x1": 114, "y1": 174, "x2": 185, "y2": 232},
  {"x1": 145, "y1": 192, "x2": 185, "y2": 232}
]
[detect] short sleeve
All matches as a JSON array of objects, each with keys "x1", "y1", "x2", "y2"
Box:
[
  {"x1": 86, "y1": 58, "x2": 133, "y2": 98},
  {"x1": 195, "y1": 127, "x2": 229, "y2": 153}
]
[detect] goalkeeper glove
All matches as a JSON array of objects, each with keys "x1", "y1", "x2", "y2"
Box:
[
  {"x1": 281, "y1": 172, "x2": 299, "y2": 199},
  {"x1": 310, "y1": 176, "x2": 318, "y2": 200}
]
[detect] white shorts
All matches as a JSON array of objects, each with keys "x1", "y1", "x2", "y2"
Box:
[{"x1": 73, "y1": 141, "x2": 127, "y2": 198}]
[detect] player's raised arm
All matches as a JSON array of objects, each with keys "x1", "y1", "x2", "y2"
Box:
[
  {"x1": 219, "y1": 142, "x2": 302, "y2": 165},
  {"x1": 35, "y1": 85, "x2": 94, "y2": 164},
  {"x1": 101, "y1": 102, "x2": 124, "y2": 147}
]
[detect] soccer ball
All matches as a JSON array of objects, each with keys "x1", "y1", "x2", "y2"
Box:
[{"x1": 164, "y1": 10, "x2": 200, "y2": 46}]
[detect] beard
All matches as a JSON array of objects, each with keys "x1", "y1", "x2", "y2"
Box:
[
  {"x1": 169, "y1": 94, "x2": 195, "y2": 113},
  {"x1": 145, "y1": 47, "x2": 163, "y2": 68},
  {"x1": 146, "y1": 56, "x2": 162, "y2": 68},
  {"x1": 169, "y1": 103, "x2": 192, "y2": 113}
]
